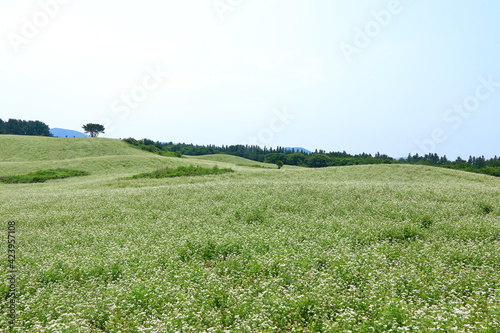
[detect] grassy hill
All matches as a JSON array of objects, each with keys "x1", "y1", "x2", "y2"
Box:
[
  {"x1": 0, "y1": 135, "x2": 247, "y2": 179},
  {"x1": 0, "y1": 135, "x2": 145, "y2": 162},
  {"x1": 191, "y1": 153, "x2": 277, "y2": 168},
  {"x1": 0, "y1": 135, "x2": 499, "y2": 332}
]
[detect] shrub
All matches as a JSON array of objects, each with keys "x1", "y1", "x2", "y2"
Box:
[
  {"x1": 420, "y1": 216, "x2": 434, "y2": 229},
  {"x1": 128, "y1": 165, "x2": 234, "y2": 179},
  {"x1": 478, "y1": 202, "x2": 494, "y2": 215},
  {"x1": 0, "y1": 169, "x2": 89, "y2": 184}
]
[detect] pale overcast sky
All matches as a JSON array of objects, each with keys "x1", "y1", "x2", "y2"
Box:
[{"x1": 1, "y1": 0, "x2": 499, "y2": 159}]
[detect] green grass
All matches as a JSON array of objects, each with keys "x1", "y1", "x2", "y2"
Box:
[
  {"x1": 0, "y1": 168, "x2": 89, "y2": 183},
  {"x1": 0, "y1": 135, "x2": 499, "y2": 332},
  {"x1": 191, "y1": 154, "x2": 276, "y2": 168},
  {"x1": 0, "y1": 135, "x2": 149, "y2": 162},
  {"x1": 128, "y1": 165, "x2": 234, "y2": 179}
]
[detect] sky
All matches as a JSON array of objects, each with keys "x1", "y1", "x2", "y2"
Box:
[{"x1": 1, "y1": 0, "x2": 499, "y2": 159}]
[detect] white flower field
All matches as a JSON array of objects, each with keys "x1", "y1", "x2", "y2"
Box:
[{"x1": 0, "y1": 136, "x2": 499, "y2": 332}]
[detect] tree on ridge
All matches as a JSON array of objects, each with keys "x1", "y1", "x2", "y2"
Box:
[{"x1": 82, "y1": 123, "x2": 105, "y2": 137}]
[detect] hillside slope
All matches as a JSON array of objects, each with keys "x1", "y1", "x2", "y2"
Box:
[
  {"x1": 0, "y1": 135, "x2": 148, "y2": 162},
  {"x1": 0, "y1": 135, "x2": 194, "y2": 178},
  {"x1": 0, "y1": 135, "x2": 270, "y2": 178},
  {"x1": 190, "y1": 154, "x2": 277, "y2": 168}
]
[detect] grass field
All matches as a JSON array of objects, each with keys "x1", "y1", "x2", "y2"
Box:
[{"x1": 1, "y1": 135, "x2": 499, "y2": 332}]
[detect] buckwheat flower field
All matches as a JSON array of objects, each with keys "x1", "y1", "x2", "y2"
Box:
[{"x1": 0, "y1": 136, "x2": 499, "y2": 332}]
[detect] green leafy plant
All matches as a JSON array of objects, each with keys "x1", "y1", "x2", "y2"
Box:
[
  {"x1": 0, "y1": 169, "x2": 89, "y2": 184},
  {"x1": 478, "y1": 202, "x2": 494, "y2": 215},
  {"x1": 128, "y1": 165, "x2": 233, "y2": 179}
]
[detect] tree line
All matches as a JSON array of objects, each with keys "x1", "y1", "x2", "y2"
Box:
[
  {"x1": 123, "y1": 138, "x2": 499, "y2": 177},
  {"x1": 405, "y1": 153, "x2": 500, "y2": 177},
  {"x1": 123, "y1": 138, "x2": 394, "y2": 167},
  {"x1": 0, "y1": 118, "x2": 52, "y2": 136},
  {"x1": 0, "y1": 119, "x2": 106, "y2": 138}
]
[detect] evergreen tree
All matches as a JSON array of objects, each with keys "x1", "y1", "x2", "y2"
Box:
[{"x1": 0, "y1": 118, "x2": 51, "y2": 136}]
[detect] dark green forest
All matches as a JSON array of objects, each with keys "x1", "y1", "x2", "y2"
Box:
[
  {"x1": 123, "y1": 138, "x2": 500, "y2": 177},
  {"x1": 0, "y1": 118, "x2": 52, "y2": 136}
]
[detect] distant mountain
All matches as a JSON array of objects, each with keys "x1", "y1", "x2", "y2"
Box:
[
  {"x1": 285, "y1": 147, "x2": 312, "y2": 154},
  {"x1": 50, "y1": 128, "x2": 89, "y2": 138}
]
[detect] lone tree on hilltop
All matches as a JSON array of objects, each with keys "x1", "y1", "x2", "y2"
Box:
[
  {"x1": 276, "y1": 160, "x2": 284, "y2": 169},
  {"x1": 82, "y1": 123, "x2": 105, "y2": 137}
]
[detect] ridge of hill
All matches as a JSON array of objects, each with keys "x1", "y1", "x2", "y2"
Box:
[
  {"x1": 191, "y1": 154, "x2": 276, "y2": 167},
  {"x1": 0, "y1": 135, "x2": 181, "y2": 178}
]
